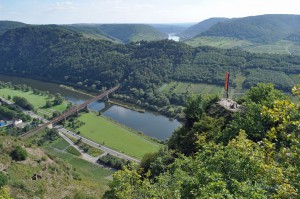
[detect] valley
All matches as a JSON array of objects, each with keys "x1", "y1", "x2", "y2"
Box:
[{"x1": 1, "y1": 10, "x2": 300, "y2": 198}]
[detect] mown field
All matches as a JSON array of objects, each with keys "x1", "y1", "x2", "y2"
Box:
[
  {"x1": 69, "y1": 112, "x2": 161, "y2": 159},
  {"x1": 184, "y1": 36, "x2": 300, "y2": 56},
  {"x1": 184, "y1": 36, "x2": 252, "y2": 49},
  {"x1": 0, "y1": 88, "x2": 68, "y2": 116}
]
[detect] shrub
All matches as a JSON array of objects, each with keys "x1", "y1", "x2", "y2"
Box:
[
  {"x1": 10, "y1": 146, "x2": 28, "y2": 161},
  {"x1": 0, "y1": 172, "x2": 8, "y2": 188}
]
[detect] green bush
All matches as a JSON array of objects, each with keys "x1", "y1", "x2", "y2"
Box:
[
  {"x1": 10, "y1": 146, "x2": 28, "y2": 161},
  {"x1": 0, "y1": 172, "x2": 8, "y2": 188},
  {"x1": 97, "y1": 154, "x2": 128, "y2": 170}
]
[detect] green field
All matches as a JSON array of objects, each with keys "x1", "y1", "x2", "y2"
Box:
[
  {"x1": 0, "y1": 88, "x2": 49, "y2": 108},
  {"x1": 160, "y1": 82, "x2": 224, "y2": 96},
  {"x1": 184, "y1": 36, "x2": 252, "y2": 48},
  {"x1": 0, "y1": 88, "x2": 68, "y2": 115},
  {"x1": 185, "y1": 37, "x2": 300, "y2": 56},
  {"x1": 70, "y1": 112, "x2": 161, "y2": 159},
  {"x1": 50, "y1": 138, "x2": 70, "y2": 150},
  {"x1": 45, "y1": 137, "x2": 113, "y2": 181}
]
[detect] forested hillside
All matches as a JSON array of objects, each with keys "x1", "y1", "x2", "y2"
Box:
[
  {"x1": 105, "y1": 83, "x2": 300, "y2": 198},
  {"x1": 0, "y1": 21, "x2": 27, "y2": 35},
  {"x1": 201, "y1": 14, "x2": 300, "y2": 43},
  {"x1": 179, "y1": 18, "x2": 228, "y2": 39},
  {"x1": 64, "y1": 25, "x2": 120, "y2": 42},
  {"x1": 0, "y1": 25, "x2": 300, "y2": 102},
  {"x1": 95, "y1": 24, "x2": 168, "y2": 43}
]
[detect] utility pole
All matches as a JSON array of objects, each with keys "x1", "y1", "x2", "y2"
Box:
[{"x1": 224, "y1": 71, "x2": 230, "y2": 99}]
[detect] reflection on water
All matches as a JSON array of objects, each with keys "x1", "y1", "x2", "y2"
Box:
[
  {"x1": 168, "y1": 33, "x2": 180, "y2": 42},
  {"x1": 0, "y1": 74, "x2": 181, "y2": 140}
]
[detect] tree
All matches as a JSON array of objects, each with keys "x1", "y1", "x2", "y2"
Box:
[
  {"x1": 53, "y1": 93, "x2": 63, "y2": 105},
  {"x1": 0, "y1": 172, "x2": 7, "y2": 188},
  {"x1": 52, "y1": 111, "x2": 60, "y2": 118},
  {"x1": 105, "y1": 132, "x2": 297, "y2": 198},
  {"x1": 10, "y1": 146, "x2": 28, "y2": 161},
  {"x1": 12, "y1": 96, "x2": 34, "y2": 110},
  {"x1": 45, "y1": 100, "x2": 52, "y2": 108},
  {"x1": 242, "y1": 83, "x2": 284, "y2": 107}
]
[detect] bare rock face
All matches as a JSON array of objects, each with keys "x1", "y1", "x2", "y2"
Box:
[
  {"x1": 207, "y1": 98, "x2": 244, "y2": 119},
  {"x1": 217, "y1": 98, "x2": 244, "y2": 112}
]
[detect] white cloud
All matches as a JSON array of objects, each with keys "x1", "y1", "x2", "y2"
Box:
[
  {"x1": 53, "y1": 1, "x2": 76, "y2": 10},
  {"x1": 8, "y1": 12, "x2": 18, "y2": 15}
]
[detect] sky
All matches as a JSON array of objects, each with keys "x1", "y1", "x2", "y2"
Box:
[{"x1": 0, "y1": 0, "x2": 299, "y2": 24}]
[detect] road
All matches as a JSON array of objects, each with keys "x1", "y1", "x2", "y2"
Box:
[
  {"x1": 1, "y1": 96, "x2": 141, "y2": 163},
  {"x1": 56, "y1": 126, "x2": 141, "y2": 163}
]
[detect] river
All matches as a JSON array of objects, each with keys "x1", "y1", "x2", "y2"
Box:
[
  {"x1": 168, "y1": 33, "x2": 180, "y2": 42},
  {"x1": 0, "y1": 74, "x2": 181, "y2": 140}
]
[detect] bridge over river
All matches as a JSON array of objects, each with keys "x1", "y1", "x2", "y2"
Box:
[{"x1": 20, "y1": 85, "x2": 119, "y2": 139}]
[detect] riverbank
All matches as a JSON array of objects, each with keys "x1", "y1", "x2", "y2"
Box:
[
  {"x1": 59, "y1": 84, "x2": 96, "y2": 98},
  {"x1": 108, "y1": 99, "x2": 145, "y2": 113},
  {"x1": 0, "y1": 74, "x2": 181, "y2": 140}
]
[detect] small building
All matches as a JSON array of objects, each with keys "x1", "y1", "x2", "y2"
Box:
[
  {"x1": 13, "y1": 119, "x2": 23, "y2": 126},
  {"x1": 0, "y1": 120, "x2": 6, "y2": 127}
]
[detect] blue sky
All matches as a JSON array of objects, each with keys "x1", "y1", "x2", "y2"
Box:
[{"x1": 0, "y1": 0, "x2": 299, "y2": 24}]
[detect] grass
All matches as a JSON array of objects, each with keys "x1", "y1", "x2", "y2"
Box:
[
  {"x1": 185, "y1": 37, "x2": 300, "y2": 56},
  {"x1": 63, "y1": 134, "x2": 104, "y2": 157},
  {"x1": 0, "y1": 88, "x2": 49, "y2": 108},
  {"x1": 65, "y1": 146, "x2": 81, "y2": 156},
  {"x1": 173, "y1": 82, "x2": 190, "y2": 93},
  {"x1": 0, "y1": 87, "x2": 68, "y2": 115},
  {"x1": 160, "y1": 82, "x2": 224, "y2": 96},
  {"x1": 184, "y1": 36, "x2": 252, "y2": 48},
  {"x1": 0, "y1": 134, "x2": 113, "y2": 198},
  {"x1": 44, "y1": 146, "x2": 113, "y2": 181},
  {"x1": 86, "y1": 146, "x2": 104, "y2": 157},
  {"x1": 50, "y1": 138, "x2": 70, "y2": 150},
  {"x1": 70, "y1": 112, "x2": 160, "y2": 159}
]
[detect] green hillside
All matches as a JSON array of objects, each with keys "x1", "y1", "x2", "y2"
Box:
[
  {"x1": 178, "y1": 17, "x2": 228, "y2": 39},
  {"x1": 64, "y1": 25, "x2": 120, "y2": 42},
  {"x1": 0, "y1": 21, "x2": 28, "y2": 35},
  {"x1": 97, "y1": 24, "x2": 168, "y2": 43},
  {"x1": 201, "y1": 14, "x2": 300, "y2": 43},
  {"x1": 0, "y1": 133, "x2": 113, "y2": 198},
  {"x1": 0, "y1": 25, "x2": 300, "y2": 108}
]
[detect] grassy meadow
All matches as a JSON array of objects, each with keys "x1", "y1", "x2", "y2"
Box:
[
  {"x1": 69, "y1": 112, "x2": 161, "y2": 159},
  {"x1": 0, "y1": 88, "x2": 68, "y2": 116}
]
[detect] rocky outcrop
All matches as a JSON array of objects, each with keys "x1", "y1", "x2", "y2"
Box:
[{"x1": 207, "y1": 98, "x2": 244, "y2": 119}]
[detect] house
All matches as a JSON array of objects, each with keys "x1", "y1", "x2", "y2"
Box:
[
  {"x1": 13, "y1": 119, "x2": 23, "y2": 126},
  {"x1": 0, "y1": 120, "x2": 6, "y2": 127}
]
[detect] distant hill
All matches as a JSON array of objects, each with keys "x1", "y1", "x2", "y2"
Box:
[
  {"x1": 150, "y1": 24, "x2": 193, "y2": 34},
  {"x1": 178, "y1": 18, "x2": 228, "y2": 39},
  {"x1": 201, "y1": 14, "x2": 300, "y2": 43},
  {"x1": 64, "y1": 24, "x2": 121, "y2": 43},
  {"x1": 96, "y1": 24, "x2": 168, "y2": 43},
  {"x1": 0, "y1": 21, "x2": 28, "y2": 35},
  {"x1": 1, "y1": 25, "x2": 300, "y2": 94}
]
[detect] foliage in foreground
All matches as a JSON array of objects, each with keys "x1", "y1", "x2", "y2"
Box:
[
  {"x1": 105, "y1": 83, "x2": 300, "y2": 198},
  {"x1": 0, "y1": 186, "x2": 12, "y2": 199}
]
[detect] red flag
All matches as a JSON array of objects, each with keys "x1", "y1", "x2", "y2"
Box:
[{"x1": 224, "y1": 71, "x2": 229, "y2": 91}]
